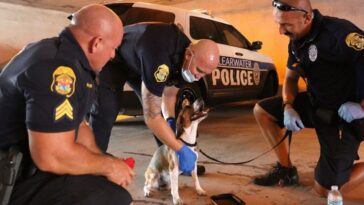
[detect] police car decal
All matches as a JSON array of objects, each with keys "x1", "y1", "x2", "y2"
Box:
[
  {"x1": 51, "y1": 66, "x2": 75, "y2": 121},
  {"x1": 345, "y1": 32, "x2": 364, "y2": 51},
  {"x1": 210, "y1": 56, "x2": 271, "y2": 87},
  {"x1": 154, "y1": 64, "x2": 169, "y2": 83}
]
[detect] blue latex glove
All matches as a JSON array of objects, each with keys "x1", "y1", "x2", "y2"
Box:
[
  {"x1": 176, "y1": 144, "x2": 197, "y2": 174},
  {"x1": 284, "y1": 107, "x2": 304, "y2": 131},
  {"x1": 338, "y1": 102, "x2": 364, "y2": 123},
  {"x1": 166, "y1": 117, "x2": 176, "y2": 133}
]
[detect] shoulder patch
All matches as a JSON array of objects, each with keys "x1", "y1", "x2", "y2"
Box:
[
  {"x1": 51, "y1": 66, "x2": 76, "y2": 97},
  {"x1": 55, "y1": 99, "x2": 73, "y2": 121},
  {"x1": 345, "y1": 32, "x2": 364, "y2": 51},
  {"x1": 154, "y1": 64, "x2": 169, "y2": 83}
]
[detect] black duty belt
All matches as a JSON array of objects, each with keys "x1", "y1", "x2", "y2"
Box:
[{"x1": 0, "y1": 146, "x2": 23, "y2": 205}]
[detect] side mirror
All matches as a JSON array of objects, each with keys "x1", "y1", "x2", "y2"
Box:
[{"x1": 250, "y1": 41, "x2": 262, "y2": 51}]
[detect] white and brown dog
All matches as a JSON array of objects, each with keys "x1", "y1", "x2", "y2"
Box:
[{"x1": 144, "y1": 98, "x2": 208, "y2": 205}]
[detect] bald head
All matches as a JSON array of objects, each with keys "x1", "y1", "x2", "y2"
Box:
[
  {"x1": 68, "y1": 4, "x2": 123, "y2": 72},
  {"x1": 189, "y1": 39, "x2": 219, "y2": 73},
  {"x1": 279, "y1": 0, "x2": 312, "y2": 14},
  {"x1": 181, "y1": 39, "x2": 219, "y2": 82},
  {"x1": 70, "y1": 4, "x2": 123, "y2": 38}
]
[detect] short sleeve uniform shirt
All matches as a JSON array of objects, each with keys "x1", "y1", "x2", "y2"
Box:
[
  {"x1": 287, "y1": 10, "x2": 364, "y2": 109},
  {"x1": 117, "y1": 23, "x2": 191, "y2": 97},
  {"x1": 0, "y1": 29, "x2": 96, "y2": 148}
]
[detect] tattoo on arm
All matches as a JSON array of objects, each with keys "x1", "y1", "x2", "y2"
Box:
[{"x1": 142, "y1": 82, "x2": 162, "y2": 119}]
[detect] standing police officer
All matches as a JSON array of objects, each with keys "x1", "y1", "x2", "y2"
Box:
[
  {"x1": 253, "y1": 0, "x2": 364, "y2": 196},
  {"x1": 0, "y1": 4, "x2": 135, "y2": 204},
  {"x1": 89, "y1": 23, "x2": 219, "y2": 175}
]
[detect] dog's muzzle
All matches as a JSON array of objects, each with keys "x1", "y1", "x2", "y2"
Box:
[{"x1": 191, "y1": 98, "x2": 209, "y2": 121}]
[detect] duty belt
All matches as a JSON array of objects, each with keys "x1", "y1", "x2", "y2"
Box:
[{"x1": 0, "y1": 146, "x2": 23, "y2": 205}]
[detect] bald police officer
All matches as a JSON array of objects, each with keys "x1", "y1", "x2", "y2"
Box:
[
  {"x1": 89, "y1": 23, "x2": 219, "y2": 175},
  {"x1": 0, "y1": 4, "x2": 135, "y2": 205}
]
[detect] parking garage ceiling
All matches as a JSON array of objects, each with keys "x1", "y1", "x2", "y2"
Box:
[{"x1": 0, "y1": 0, "x2": 191, "y2": 12}]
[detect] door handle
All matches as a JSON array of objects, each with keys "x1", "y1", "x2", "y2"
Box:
[{"x1": 235, "y1": 52, "x2": 243, "y2": 56}]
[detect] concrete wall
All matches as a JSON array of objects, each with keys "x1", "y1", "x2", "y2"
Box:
[
  {"x1": 0, "y1": 0, "x2": 363, "y2": 84},
  {"x1": 0, "y1": 2, "x2": 68, "y2": 64}
]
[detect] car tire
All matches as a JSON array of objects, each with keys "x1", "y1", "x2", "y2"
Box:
[
  {"x1": 259, "y1": 72, "x2": 278, "y2": 99},
  {"x1": 175, "y1": 83, "x2": 202, "y2": 115}
]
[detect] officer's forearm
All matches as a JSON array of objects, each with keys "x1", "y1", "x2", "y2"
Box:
[
  {"x1": 76, "y1": 121, "x2": 103, "y2": 153},
  {"x1": 141, "y1": 82, "x2": 183, "y2": 150},
  {"x1": 144, "y1": 115, "x2": 183, "y2": 151},
  {"x1": 282, "y1": 69, "x2": 300, "y2": 106},
  {"x1": 77, "y1": 120, "x2": 102, "y2": 154},
  {"x1": 282, "y1": 80, "x2": 298, "y2": 106},
  {"x1": 161, "y1": 86, "x2": 179, "y2": 118},
  {"x1": 28, "y1": 130, "x2": 116, "y2": 176},
  {"x1": 46, "y1": 144, "x2": 115, "y2": 176}
]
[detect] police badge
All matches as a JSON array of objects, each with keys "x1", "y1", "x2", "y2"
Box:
[
  {"x1": 346, "y1": 32, "x2": 364, "y2": 51},
  {"x1": 51, "y1": 66, "x2": 76, "y2": 97},
  {"x1": 154, "y1": 64, "x2": 170, "y2": 82},
  {"x1": 308, "y1": 44, "x2": 318, "y2": 62}
]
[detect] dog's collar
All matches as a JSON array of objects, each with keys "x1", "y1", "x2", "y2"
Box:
[{"x1": 180, "y1": 138, "x2": 197, "y2": 147}]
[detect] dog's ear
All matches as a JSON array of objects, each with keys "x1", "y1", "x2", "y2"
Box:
[{"x1": 176, "y1": 106, "x2": 192, "y2": 137}]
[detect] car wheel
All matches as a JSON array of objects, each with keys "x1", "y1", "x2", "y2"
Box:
[
  {"x1": 175, "y1": 83, "x2": 202, "y2": 115},
  {"x1": 259, "y1": 72, "x2": 278, "y2": 99}
]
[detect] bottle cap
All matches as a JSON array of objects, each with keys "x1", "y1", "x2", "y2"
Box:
[{"x1": 331, "y1": 185, "x2": 338, "y2": 191}]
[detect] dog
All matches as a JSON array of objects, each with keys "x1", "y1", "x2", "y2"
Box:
[{"x1": 143, "y1": 98, "x2": 209, "y2": 205}]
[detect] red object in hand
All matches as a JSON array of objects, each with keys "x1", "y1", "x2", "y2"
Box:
[{"x1": 124, "y1": 157, "x2": 135, "y2": 169}]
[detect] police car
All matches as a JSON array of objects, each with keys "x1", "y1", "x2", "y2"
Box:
[{"x1": 107, "y1": 2, "x2": 279, "y2": 115}]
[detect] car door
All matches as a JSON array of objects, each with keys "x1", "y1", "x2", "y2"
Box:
[{"x1": 188, "y1": 15, "x2": 275, "y2": 104}]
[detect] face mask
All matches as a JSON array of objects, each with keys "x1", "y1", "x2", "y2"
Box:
[
  {"x1": 181, "y1": 69, "x2": 196, "y2": 83},
  {"x1": 181, "y1": 54, "x2": 197, "y2": 83}
]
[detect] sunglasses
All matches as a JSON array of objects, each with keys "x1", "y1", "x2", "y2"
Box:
[{"x1": 272, "y1": 0, "x2": 308, "y2": 14}]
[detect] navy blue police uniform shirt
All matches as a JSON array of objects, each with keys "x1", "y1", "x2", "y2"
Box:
[
  {"x1": 0, "y1": 28, "x2": 96, "y2": 148},
  {"x1": 117, "y1": 23, "x2": 191, "y2": 97},
  {"x1": 287, "y1": 10, "x2": 364, "y2": 109}
]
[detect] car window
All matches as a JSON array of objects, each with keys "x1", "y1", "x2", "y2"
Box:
[
  {"x1": 121, "y1": 7, "x2": 175, "y2": 25},
  {"x1": 190, "y1": 16, "x2": 250, "y2": 49},
  {"x1": 214, "y1": 22, "x2": 250, "y2": 49},
  {"x1": 107, "y1": 3, "x2": 133, "y2": 17},
  {"x1": 190, "y1": 16, "x2": 223, "y2": 43}
]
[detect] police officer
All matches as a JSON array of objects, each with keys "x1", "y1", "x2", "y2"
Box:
[
  {"x1": 89, "y1": 23, "x2": 219, "y2": 175},
  {"x1": 0, "y1": 4, "x2": 135, "y2": 204},
  {"x1": 253, "y1": 0, "x2": 364, "y2": 196}
]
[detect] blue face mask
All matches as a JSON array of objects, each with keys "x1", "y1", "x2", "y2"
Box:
[{"x1": 181, "y1": 54, "x2": 197, "y2": 83}]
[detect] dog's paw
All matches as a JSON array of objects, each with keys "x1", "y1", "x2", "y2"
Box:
[
  {"x1": 173, "y1": 198, "x2": 184, "y2": 205},
  {"x1": 144, "y1": 187, "x2": 152, "y2": 198},
  {"x1": 144, "y1": 191, "x2": 152, "y2": 198},
  {"x1": 196, "y1": 188, "x2": 206, "y2": 196}
]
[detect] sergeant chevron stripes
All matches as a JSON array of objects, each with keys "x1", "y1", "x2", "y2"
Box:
[{"x1": 55, "y1": 99, "x2": 73, "y2": 120}]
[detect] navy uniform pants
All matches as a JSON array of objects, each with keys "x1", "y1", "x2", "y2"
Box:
[
  {"x1": 10, "y1": 171, "x2": 132, "y2": 205},
  {"x1": 257, "y1": 92, "x2": 361, "y2": 189}
]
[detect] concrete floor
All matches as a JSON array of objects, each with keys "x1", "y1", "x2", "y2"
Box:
[{"x1": 107, "y1": 102, "x2": 364, "y2": 205}]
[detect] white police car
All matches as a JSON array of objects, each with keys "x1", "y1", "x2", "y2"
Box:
[{"x1": 106, "y1": 2, "x2": 279, "y2": 115}]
